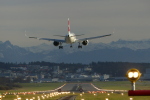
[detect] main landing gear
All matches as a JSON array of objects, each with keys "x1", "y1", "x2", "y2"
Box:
[
  {"x1": 78, "y1": 45, "x2": 82, "y2": 48},
  {"x1": 59, "y1": 46, "x2": 63, "y2": 49},
  {"x1": 59, "y1": 43, "x2": 63, "y2": 49},
  {"x1": 58, "y1": 43, "x2": 82, "y2": 49},
  {"x1": 78, "y1": 43, "x2": 82, "y2": 48},
  {"x1": 70, "y1": 44, "x2": 73, "y2": 48}
]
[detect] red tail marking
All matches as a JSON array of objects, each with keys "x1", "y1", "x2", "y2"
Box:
[{"x1": 68, "y1": 18, "x2": 70, "y2": 33}]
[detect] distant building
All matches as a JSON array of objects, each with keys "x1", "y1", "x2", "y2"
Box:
[
  {"x1": 79, "y1": 75, "x2": 89, "y2": 78},
  {"x1": 84, "y1": 67, "x2": 92, "y2": 72},
  {"x1": 41, "y1": 74, "x2": 45, "y2": 79},
  {"x1": 76, "y1": 68, "x2": 83, "y2": 73},
  {"x1": 100, "y1": 74, "x2": 109, "y2": 81},
  {"x1": 52, "y1": 78, "x2": 59, "y2": 82},
  {"x1": 53, "y1": 66, "x2": 60, "y2": 74}
]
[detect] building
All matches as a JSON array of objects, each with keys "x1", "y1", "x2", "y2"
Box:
[{"x1": 100, "y1": 74, "x2": 110, "y2": 81}]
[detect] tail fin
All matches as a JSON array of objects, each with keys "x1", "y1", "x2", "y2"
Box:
[{"x1": 68, "y1": 18, "x2": 70, "y2": 34}]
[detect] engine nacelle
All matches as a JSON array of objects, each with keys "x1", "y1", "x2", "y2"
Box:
[
  {"x1": 53, "y1": 41, "x2": 60, "y2": 46},
  {"x1": 82, "y1": 40, "x2": 89, "y2": 45}
]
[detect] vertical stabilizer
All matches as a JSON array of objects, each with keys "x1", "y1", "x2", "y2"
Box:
[{"x1": 68, "y1": 18, "x2": 70, "y2": 34}]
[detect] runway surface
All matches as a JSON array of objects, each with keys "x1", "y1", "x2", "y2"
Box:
[{"x1": 59, "y1": 83, "x2": 99, "y2": 92}]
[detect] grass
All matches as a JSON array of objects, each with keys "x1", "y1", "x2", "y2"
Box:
[
  {"x1": 0, "y1": 82, "x2": 65, "y2": 93},
  {"x1": 93, "y1": 81, "x2": 150, "y2": 90}
]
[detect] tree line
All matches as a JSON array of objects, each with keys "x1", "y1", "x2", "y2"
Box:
[{"x1": 1, "y1": 61, "x2": 149, "y2": 76}]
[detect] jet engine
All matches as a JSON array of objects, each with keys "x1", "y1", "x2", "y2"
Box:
[
  {"x1": 82, "y1": 40, "x2": 89, "y2": 45},
  {"x1": 53, "y1": 41, "x2": 59, "y2": 46}
]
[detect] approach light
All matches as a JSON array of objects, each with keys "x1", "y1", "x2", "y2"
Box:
[
  {"x1": 128, "y1": 72, "x2": 138, "y2": 78},
  {"x1": 126, "y1": 68, "x2": 141, "y2": 90},
  {"x1": 126, "y1": 68, "x2": 141, "y2": 83}
]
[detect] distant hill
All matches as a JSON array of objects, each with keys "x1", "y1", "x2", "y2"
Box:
[
  {"x1": 1, "y1": 39, "x2": 150, "y2": 63},
  {"x1": 0, "y1": 41, "x2": 43, "y2": 62}
]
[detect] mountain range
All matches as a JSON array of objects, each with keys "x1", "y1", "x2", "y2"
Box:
[{"x1": 1, "y1": 39, "x2": 150, "y2": 64}]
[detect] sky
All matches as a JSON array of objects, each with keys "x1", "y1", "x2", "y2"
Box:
[{"x1": 0, "y1": 0, "x2": 150, "y2": 47}]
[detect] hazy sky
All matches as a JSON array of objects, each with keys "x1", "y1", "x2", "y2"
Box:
[{"x1": 0, "y1": 0, "x2": 150, "y2": 47}]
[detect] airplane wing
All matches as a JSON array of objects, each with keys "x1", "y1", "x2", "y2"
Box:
[
  {"x1": 38, "y1": 38, "x2": 65, "y2": 42},
  {"x1": 25, "y1": 34, "x2": 65, "y2": 43},
  {"x1": 77, "y1": 34, "x2": 111, "y2": 42}
]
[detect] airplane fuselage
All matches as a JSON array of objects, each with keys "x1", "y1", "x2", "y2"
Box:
[{"x1": 65, "y1": 33, "x2": 76, "y2": 44}]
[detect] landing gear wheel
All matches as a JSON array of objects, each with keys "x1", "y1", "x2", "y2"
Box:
[
  {"x1": 59, "y1": 46, "x2": 63, "y2": 49},
  {"x1": 78, "y1": 45, "x2": 82, "y2": 48}
]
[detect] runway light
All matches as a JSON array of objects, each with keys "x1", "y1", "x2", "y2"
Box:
[
  {"x1": 17, "y1": 97, "x2": 21, "y2": 100},
  {"x1": 80, "y1": 94, "x2": 82, "y2": 97},
  {"x1": 105, "y1": 98, "x2": 109, "y2": 100},
  {"x1": 130, "y1": 98, "x2": 133, "y2": 100}
]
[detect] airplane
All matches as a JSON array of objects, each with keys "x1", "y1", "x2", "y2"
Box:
[{"x1": 26, "y1": 18, "x2": 111, "y2": 49}]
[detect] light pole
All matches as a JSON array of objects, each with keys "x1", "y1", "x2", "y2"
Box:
[{"x1": 126, "y1": 68, "x2": 141, "y2": 90}]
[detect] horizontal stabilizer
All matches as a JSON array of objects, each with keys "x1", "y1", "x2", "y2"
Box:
[
  {"x1": 53, "y1": 35, "x2": 66, "y2": 37},
  {"x1": 75, "y1": 34, "x2": 84, "y2": 36}
]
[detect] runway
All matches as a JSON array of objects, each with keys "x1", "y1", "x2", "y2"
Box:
[{"x1": 59, "y1": 83, "x2": 100, "y2": 92}]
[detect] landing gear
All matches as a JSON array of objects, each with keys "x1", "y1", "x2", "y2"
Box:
[
  {"x1": 59, "y1": 43, "x2": 63, "y2": 49},
  {"x1": 78, "y1": 45, "x2": 82, "y2": 48},
  {"x1": 59, "y1": 46, "x2": 63, "y2": 49},
  {"x1": 78, "y1": 42, "x2": 82, "y2": 49},
  {"x1": 70, "y1": 44, "x2": 73, "y2": 48}
]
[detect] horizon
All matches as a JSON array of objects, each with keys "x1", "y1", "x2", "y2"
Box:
[{"x1": 1, "y1": 38, "x2": 150, "y2": 48}]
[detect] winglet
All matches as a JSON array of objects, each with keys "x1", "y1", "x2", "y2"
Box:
[
  {"x1": 25, "y1": 34, "x2": 28, "y2": 37},
  {"x1": 25, "y1": 30, "x2": 28, "y2": 37},
  {"x1": 68, "y1": 18, "x2": 70, "y2": 34}
]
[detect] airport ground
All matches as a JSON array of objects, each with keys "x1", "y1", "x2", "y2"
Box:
[{"x1": 0, "y1": 81, "x2": 150, "y2": 100}]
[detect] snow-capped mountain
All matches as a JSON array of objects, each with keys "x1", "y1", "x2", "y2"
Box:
[{"x1": 1, "y1": 39, "x2": 150, "y2": 63}]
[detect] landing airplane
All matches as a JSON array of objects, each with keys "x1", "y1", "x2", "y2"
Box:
[{"x1": 26, "y1": 18, "x2": 111, "y2": 49}]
